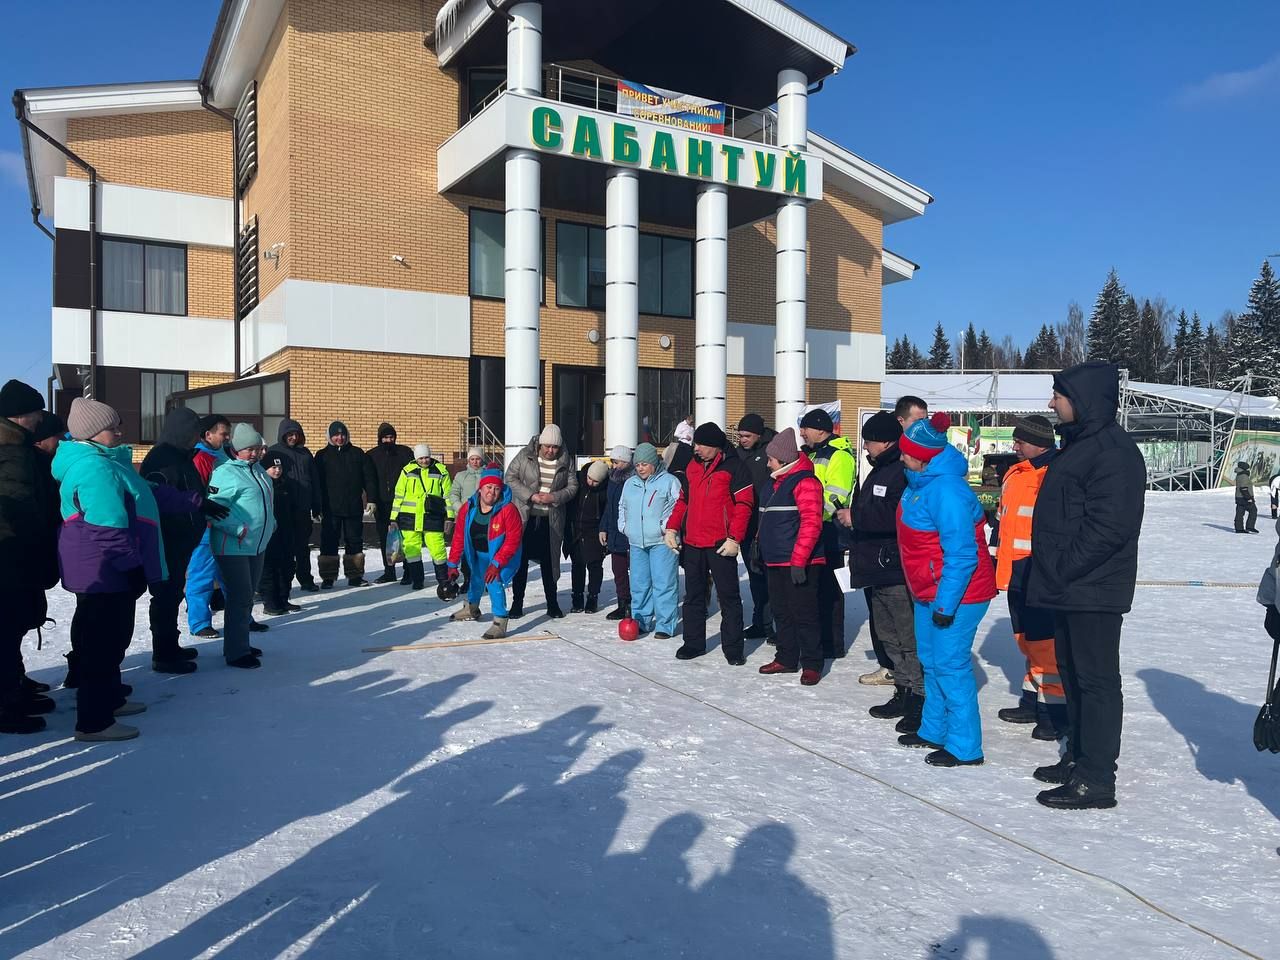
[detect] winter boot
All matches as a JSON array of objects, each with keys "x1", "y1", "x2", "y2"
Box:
[
  {"x1": 21, "y1": 676, "x2": 50, "y2": 694},
  {"x1": 585, "y1": 595, "x2": 598, "y2": 614},
  {"x1": 20, "y1": 692, "x2": 55, "y2": 715},
  {"x1": 75, "y1": 722, "x2": 139, "y2": 742},
  {"x1": 193, "y1": 626, "x2": 220, "y2": 639},
  {"x1": 743, "y1": 622, "x2": 770, "y2": 640},
  {"x1": 400, "y1": 569, "x2": 413, "y2": 585},
  {"x1": 859, "y1": 666, "x2": 895, "y2": 685},
  {"x1": 375, "y1": 563, "x2": 399, "y2": 585},
  {"x1": 62, "y1": 651, "x2": 79, "y2": 689},
  {"x1": 209, "y1": 588, "x2": 225, "y2": 612},
  {"x1": 404, "y1": 561, "x2": 426, "y2": 591},
  {"x1": 152, "y1": 658, "x2": 198, "y2": 675},
  {"x1": 481, "y1": 617, "x2": 508, "y2": 640},
  {"x1": 895, "y1": 691, "x2": 924, "y2": 734},
  {"x1": 1036, "y1": 777, "x2": 1116, "y2": 810},
  {"x1": 546, "y1": 595, "x2": 565, "y2": 619},
  {"x1": 1031, "y1": 721, "x2": 1060, "y2": 741},
  {"x1": 606, "y1": 604, "x2": 630, "y2": 622},
  {"x1": 898, "y1": 732, "x2": 942, "y2": 749},
  {"x1": 509, "y1": 598, "x2": 525, "y2": 619},
  {"x1": 570, "y1": 595, "x2": 585, "y2": 614},
  {"x1": 869, "y1": 686, "x2": 908, "y2": 720},
  {"x1": 451, "y1": 602, "x2": 481, "y2": 622},
  {"x1": 998, "y1": 694, "x2": 1038, "y2": 724},
  {"x1": 800, "y1": 669, "x2": 821, "y2": 685},
  {"x1": 318, "y1": 554, "x2": 340, "y2": 589},
  {"x1": 1033, "y1": 756, "x2": 1074, "y2": 785},
  {"x1": 345, "y1": 552, "x2": 370, "y2": 587},
  {"x1": 758, "y1": 660, "x2": 798, "y2": 675},
  {"x1": 0, "y1": 710, "x2": 46, "y2": 734},
  {"x1": 1043, "y1": 703, "x2": 1070, "y2": 740},
  {"x1": 925, "y1": 749, "x2": 983, "y2": 768},
  {"x1": 433, "y1": 564, "x2": 450, "y2": 590}
]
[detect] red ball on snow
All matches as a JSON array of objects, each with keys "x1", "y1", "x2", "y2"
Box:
[{"x1": 618, "y1": 618, "x2": 640, "y2": 642}]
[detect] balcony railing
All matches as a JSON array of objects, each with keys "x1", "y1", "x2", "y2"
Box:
[{"x1": 470, "y1": 63, "x2": 777, "y2": 146}]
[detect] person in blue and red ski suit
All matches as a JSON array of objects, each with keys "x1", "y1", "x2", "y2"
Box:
[
  {"x1": 895, "y1": 412, "x2": 997, "y2": 768},
  {"x1": 447, "y1": 467, "x2": 523, "y2": 639}
]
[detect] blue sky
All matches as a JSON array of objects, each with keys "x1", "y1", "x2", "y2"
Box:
[{"x1": 2, "y1": 0, "x2": 1278, "y2": 387}]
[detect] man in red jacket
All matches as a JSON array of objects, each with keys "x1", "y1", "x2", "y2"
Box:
[{"x1": 664, "y1": 423, "x2": 755, "y2": 663}]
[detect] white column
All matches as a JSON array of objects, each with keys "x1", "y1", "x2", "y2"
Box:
[
  {"x1": 605, "y1": 168, "x2": 640, "y2": 452},
  {"x1": 503, "y1": 2, "x2": 543, "y2": 464},
  {"x1": 695, "y1": 184, "x2": 728, "y2": 429},
  {"x1": 774, "y1": 68, "x2": 809, "y2": 431}
]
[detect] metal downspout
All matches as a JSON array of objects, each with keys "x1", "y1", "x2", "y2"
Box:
[
  {"x1": 14, "y1": 92, "x2": 98, "y2": 399},
  {"x1": 199, "y1": 84, "x2": 241, "y2": 380}
]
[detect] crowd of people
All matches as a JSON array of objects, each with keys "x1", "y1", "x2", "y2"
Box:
[{"x1": 0, "y1": 359, "x2": 1149, "y2": 809}]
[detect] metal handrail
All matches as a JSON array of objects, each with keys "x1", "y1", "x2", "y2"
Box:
[
  {"x1": 468, "y1": 63, "x2": 777, "y2": 146},
  {"x1": 459, "y1": 416, "x2": 502, "y2": 462}
]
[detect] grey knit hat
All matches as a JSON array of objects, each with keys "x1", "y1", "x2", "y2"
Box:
[
  {"x1": 609, "y1": 444, "x2": 633, "y2": 463},
  {"x1": 634, "y1": 442, "x2": 662, "y2": 467},
  {"x1": 67, "y1": 398, "x2": 121, "y2": 441},
  {"x1": 231, "y1": 422, "x2": 264, "y2": 450}
]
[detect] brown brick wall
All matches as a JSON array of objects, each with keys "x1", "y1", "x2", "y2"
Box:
[
  {"x1": 244, "y1": 3, "x2": 293, "y2": 300},
  {"x1": 726, "y1": 376, "x2": 879, "y2": 446},
  {"x1": 65, "y1": 111, "x2": 231, "y2": 196},
  {"x1": 188, "y1": 246, "x2": 234, "y2": 319},
  {"x1": 189, "y1": 370, "x2": 234, "y2": 390}
]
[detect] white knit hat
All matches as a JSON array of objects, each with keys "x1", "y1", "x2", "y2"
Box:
[
  {"x1": 609, "y1": 445, "x2": 633, "y2": 463},
  {"x1": 539, "y1": 424, "x2": 564, "y2": 447},
  {"x1": 467, "y1": 445, "x2": 484, "y2": 460},
  {"x1": 414, "y1": 443, "x2": 431, "y2": 459}
]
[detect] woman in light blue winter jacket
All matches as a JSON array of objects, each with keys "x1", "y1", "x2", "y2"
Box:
[{"x1": 618, "y1": 443, "x2": 683, "y2": 638}]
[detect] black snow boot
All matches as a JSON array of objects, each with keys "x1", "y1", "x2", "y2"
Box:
[
  {"x1": 1033, "y1": 756, "x2": 1074, "y2": 785},
  {"x1": 606, "y1": 604, "x2": 630, "y2": 621},
  {"x1": 0, "y1": 709, "x2": 46, "y2": 734},
  {"x1": 375, "y1": 564, "x2": 399, "y2": 584},
  {"x1": 585, "y1": 595, "x2": 598, "y2": 613},
  {"x1": 869, "y1": 686, "x2": 907, "y2": 720},
  {"x1": 895, "y1": 691, "x2": 924, "y2": 734},
  {"x1": 509, "y1": 598, "x2": 524, "y2": 619},
  {"x1": 405, "y1": 561, "x2": 425, "y2": 591},
  {"x1": 570, "y1": 595, "x2": 585, "y2": 614},
  {"x1": 1036, "y1": 777, "x2": 1116, "y2": 810},
  {"x1": 998, "y1": 695, "x2": 1038, "y2": 724}
]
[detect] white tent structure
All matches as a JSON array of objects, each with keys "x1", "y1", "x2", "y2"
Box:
[{"x1": 882, "y1": 370, "x2": 1280, "y2": 489}]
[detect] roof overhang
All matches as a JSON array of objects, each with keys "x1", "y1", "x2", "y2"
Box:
[
  {"x1": 15, "y1": 80, "x2": 205, "y2": 223},
  {"x1": 810, "y1": 130, "x2": 932, "y2": 224},
  {"x1": 882, "y1": 248, "x2": 918, "y2": 284},
  {"x1": 201, "y1": 0, "x2": 287, "y2": 108},
  {"x1": 434, "y1": 0, "x2": 854, "y2": 110}
]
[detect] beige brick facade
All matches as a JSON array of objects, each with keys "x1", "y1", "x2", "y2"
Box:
[{"x1": 65, "y1": 111, "x2": 231, "y2": 196}]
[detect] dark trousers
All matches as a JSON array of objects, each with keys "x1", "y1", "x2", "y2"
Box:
[
  {"x1": 863, "y1": 587, "x2": 895, "y2": 671},
  {"x1": 320, "y1": 513, "x2": 364, "y2": 555},
  {"x1": 743, "y1": 535, "x2": 771, "y2": 630},
  {"x1": 570, "y1": 531, "x2": 605, "y2": 602},
  {"x1": 817, "y1": 543, "x2": 845, "y2": 658},
  {"x1": 866, "y1": 584, "x2": 922, "y2": 692},
  {"x1": 1272, "y1": 491, "x2": 1278, "y2": 520},
  {"x1": 71, "y1": 590, "x2": 137, "y2": 734},
  {"x1": 611, "y1": 552, "x2": 631, "y2": 606},
  {"x1": 681, "y1": 545, "x2": 744, "y2": 659},
  {"x1": 375, "y1": 501, "x2": 394, "y2": 568},
  {"x1": 1236, "y1": 500, "x2": 1258, "y2": 532},
  {"x1": 289, "y1": 511, "x2": 316, "y2": 586},
  {"x1": 1054, "y1": 611, "x2": 1124, "y2": 791},
  {"x1": 513, "y1": 515, "x2": 559, "y2": 607},
  {"x1": 261, "y1": 545, "x2": 294, "y2": 610},
  {"x1": 147, "y1": 544, "x2": 194, "y2": 662},
  {"x1": 0, "y1": 588, "x2": 44, "y2": 712},
  {"x1": 768, "y1": 566, "x2": 822, "y2": 671}
]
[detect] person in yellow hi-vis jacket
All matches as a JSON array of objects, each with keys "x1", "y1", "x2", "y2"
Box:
[{"x1": 390, "y1": 444, "x2": 454, "y2": 596}]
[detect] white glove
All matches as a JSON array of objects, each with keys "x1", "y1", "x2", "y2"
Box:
[
  {"x1": 598, "y1": 530, "x2": 608, "y2": 546},
  {"x1": 716, "y1": 538, "x2": 740, "y2": 558},
  {"x1": 664, "y1": 529, "x2": 681, "y2": 553}
]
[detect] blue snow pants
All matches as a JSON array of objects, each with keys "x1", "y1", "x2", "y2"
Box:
[
  {"x1": 915, "y1": 599, "x2": 990, "y2": 762},
  {"x1": 186, "y1": 531, "x2": 220, "y2": 633},
  {"x1": 629, "y1": 543, "x2": 679, "y2": 635},
  {"x1": 466, "y1": 550, "x2": 509, "y2": 618}
]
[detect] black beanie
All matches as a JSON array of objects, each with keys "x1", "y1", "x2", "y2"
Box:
[
  {"x1": 328, "y1": 421, "x2": 349, "y2": 440},
  {"x1": 799, "y1": 407, "x2": 834, "y2": 433},
  {"x1": 0, "y1": 380, "x2": 44, "y2": 417},
  {"x1": 692, "y1": 422, "x2": 727, "y2": 448},
  {"x1": 377, "y1": 421, "x2": 396, "y2": 440},
  {"x1": 32, "y1": 411, "x2": 65, "y2": 443},
  {"x1": 736, "y1": 413, "x2": 766, "y2": 435},
  {"x1": 861, "y1": 411, "x2": 902, "y2": 443},
  {"x1": 1013, "y1": 415, "x2": 1056, "y2": 448},
  {"x1": 198, "y1": 414, "x2": 229, "y2": 437}
]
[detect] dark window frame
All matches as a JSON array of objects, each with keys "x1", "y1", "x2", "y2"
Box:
[
  {"x1": 463, "y1": 67, "x2": 509, "y2": 122},
  {"x1": 100, "y1": 235, "x2": 189, "y2": 317},
  {"x1": 467, "y1": 207, "x2": 546, "y2": 304},
  {"x1": 638, "y1": 366, "x2": 693, "y2": 446},
  {"x1": 168, "y1": 371, "x2": 291, "y2": 427},
  {"x1": 554, "y1": 219, "x2": 607, "y2": 311},
  {"x1": 641, "y1": 232, "x2": 693, "y2": 319},
  {"x1": 556, "y1": 220, "x2": 693, "y2": 319},
  {"x1": 139, "y1": 369, "x2": 189, "y2": 444}
]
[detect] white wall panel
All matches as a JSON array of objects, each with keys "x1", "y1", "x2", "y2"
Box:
[
  {"x1": 54, "y1": 178, "x2": 233, "y2": 247},
  {"x1": 53, "y1": 308, "x2": 234, "y2": 372}
]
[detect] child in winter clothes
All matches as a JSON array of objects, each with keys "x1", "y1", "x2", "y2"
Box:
[
  {"x1": 896, "y1": 413, "x2": 997, "y2": 767},
  {"x1": 755, "y1": 429, "x2": 826, "y2": 685},
  {"x1": 601, "y1": 446, "x2": 633, "y2": 620},
  {"x1": 618, "y1": 443, "x2": 683, "y2": 638},
  {"x1": 447, "y1": 467, "x2": 524, "y2": 638},
  {"x1": 259, "y1": 450, "x2": 299, "y2": 616},
  {"x1": 566, "y1": 459, "x2": 610, "y2": 612}
]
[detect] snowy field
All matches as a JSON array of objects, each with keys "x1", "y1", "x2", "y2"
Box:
[{"x1": 2, "y1": 489, "x2": 1278, "y2": 959}]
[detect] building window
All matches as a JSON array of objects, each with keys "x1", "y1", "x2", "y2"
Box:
[
  {"x1": 170, "y1": 372, "x2": 289, "y2": 444},
  {"x1": 638, "y1": 368, "x2": 692, "y2": 445},
  {"x1": 639, "y1": 234, "x2": 692, "y2": 318},
  {"x1": 101, "y1": 237, "x2": 187, "y2": 316},
  {"x1": 556, "y1": 222, "x2": 605, "y2": 310},
  {"x1": 468, "y1": 209, "x2": 545, "y2": 302},
  {"x1": 466, "y1": 68, "x2": 507, "y2": 119},
  {"x1": 140, "y1": 371, "x2": 188, "y2": 443}
]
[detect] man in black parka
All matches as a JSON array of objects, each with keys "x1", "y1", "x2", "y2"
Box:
[
  {"x1": 269, "y1": 418, "x2": 322, "y2": 591},
  {"x1": 1027, "y1": 361, "x2": 1145, "y2": 810},
  {"x1": 366, "y1": 422, "x2": 414, "y2": 583},
  {"x1": 313, "y1": 421, "x2": 377, "y2": 588}
]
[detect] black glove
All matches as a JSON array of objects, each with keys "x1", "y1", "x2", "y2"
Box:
[
  {"x1": 1266, "y1": 606, "x2": 1280, "y2": 642},
  {"x1": 790, "y1": 565, "x2": 807, "y2": 586},
  {"x1": 932, "y1": 609, "x2": 955, "y2": 629},
  {"x1": 201, "y1": 498, "x2": 230, "y2": 521}
]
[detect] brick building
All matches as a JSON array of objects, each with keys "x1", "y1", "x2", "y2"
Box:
[{"x1": 14, "y1": 0, "x2": 930, "y2": 461}]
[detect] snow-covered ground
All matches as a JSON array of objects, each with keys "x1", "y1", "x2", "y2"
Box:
[{"x1": 3, "y1": 489, "x2": 1277, "y2": 959}]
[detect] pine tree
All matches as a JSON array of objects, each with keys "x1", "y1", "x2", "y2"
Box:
[
  {"x1": 1116, "y1": 295, "x2": 1140, "y2": 374},
  {"x1": 909, "y1": 341, "x2": 926, "y2": 370},
  {"x1": 1172, "y1": 310, "x2": 1190, "y2": 384},
  {"x1": 927, "y1": 322, "x2": 953, "y2": 369},
  {"x1": 976, "y1": 330, "x2": 994, "y2": 369},
  {"x1": 1187, "y1": 313, "x2": 1205, "y2": 384},
  {"x1": 1087, "y1": 270, "x2": 1127, "y2": 361},
  {"x1": 962, "y1": 323, "x2": 980, "y2": 370},
  {"x1": 1134, "y1": 299, "x2": 1170, "y2": 382},
  {"x1": 1245, "y1": 260, "x2": 1280, "y2": 381}
]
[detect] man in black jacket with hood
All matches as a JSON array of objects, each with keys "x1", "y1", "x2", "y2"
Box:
[
  {"x1": 313, "y1": 421, "x2": 377, "y2": 588},
  {"x1": 736, "y1": 413, "x2": 777, "y2": 640},
  {"x1": 1027, "y1": 361, "x2": 1145, "y2": 810},
  {"x1": 269, "y1": 418, "x2": 321, "y2": 591},
  {"x1": 367, "y1": 422, "x2": 414, "y2": 583}
]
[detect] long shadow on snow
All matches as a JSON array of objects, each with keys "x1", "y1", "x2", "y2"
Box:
[
  {"x1": 130, "y1": 706, "x2": 835, "y2": 960},
  {"x1": 0, "y1": 670, "x2": 491, "y2": 955},
  {"x1": 976, "y1": 616, "x2": 1020, "y2": 696},
  {"x1": 1138, "y1": 667, "x2": 1280, "y2": 822},
  {"x1": 929, "y1": 914, "x2": 1055, "y2": 958}
]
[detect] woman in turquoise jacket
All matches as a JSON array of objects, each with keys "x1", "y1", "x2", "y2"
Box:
[
  {"x1": 618, "y1": 443, "x2": 683, "y2": 638},
  {"x1": 207, "y1": 424, "x2": 277, "y2": 668}
]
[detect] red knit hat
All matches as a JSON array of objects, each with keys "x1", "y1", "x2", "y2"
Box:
[{"x1": 899, "y1": 412, "x2": 952, "y2": 462}]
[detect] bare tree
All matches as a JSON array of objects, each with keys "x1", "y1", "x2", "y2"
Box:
[{"x1": 1057, "y1": 301, "x2": 1087, "y2": 367}]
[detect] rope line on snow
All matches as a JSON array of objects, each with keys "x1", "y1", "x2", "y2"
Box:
[
  {"x1": 555, "y1": 635, "x2": 1264, "y2": 960},
  {"x1": 1136, "y1": 580, "x2": 1255, "y2": 589}
]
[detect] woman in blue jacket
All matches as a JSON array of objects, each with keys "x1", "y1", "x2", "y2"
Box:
[
  {"x1": 207, "y1": 424, "x2": 277, "y2": 669},
  {"x1": 618, "y1": 443, "x2": 683, "y2": 639}
]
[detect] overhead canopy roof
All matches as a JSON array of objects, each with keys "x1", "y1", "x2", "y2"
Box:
[
  {"x1": 434, "y1": 0, "x2": 854, "y2": 110},
  {"x1": 1127, "y1": 381, "x2": 1280, "y2": 418}
]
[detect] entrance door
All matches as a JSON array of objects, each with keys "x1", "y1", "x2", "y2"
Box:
[{"x1": 555, "y1": 365, "x2": 606, "y2": 458}]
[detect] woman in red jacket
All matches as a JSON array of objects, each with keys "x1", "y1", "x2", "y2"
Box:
[{"x1": 755, "y1": 429, "x2": 827, "y2": 685}]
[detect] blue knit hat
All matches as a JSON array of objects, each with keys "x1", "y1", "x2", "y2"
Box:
[
  {"x1": 478, "y1": 466, "x2": 504, "y2": 492},
  {"x1": 900, "y1": 412, "x2": 951, "y2": 462}
]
